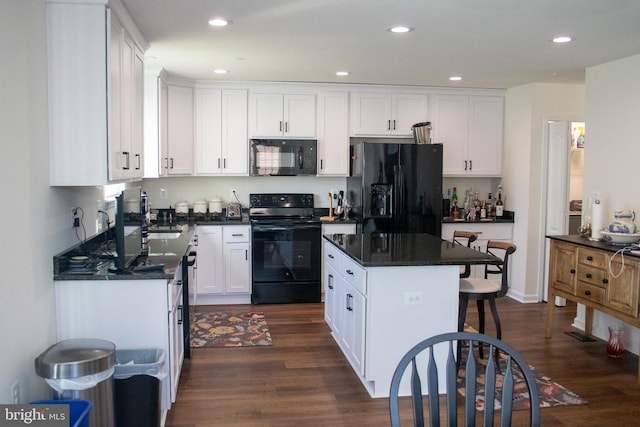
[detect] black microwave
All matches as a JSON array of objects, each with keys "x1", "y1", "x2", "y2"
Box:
[{"x1": 249, "y1": 139, "x2": 317, "y2": 176}]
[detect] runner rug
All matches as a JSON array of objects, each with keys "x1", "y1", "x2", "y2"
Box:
[
  {"x1": 190, "y1": 312, "x2": 273, "y2": 348},
  {"x1": 460, "y1": 325, "x2": 586, "y2": 410}
]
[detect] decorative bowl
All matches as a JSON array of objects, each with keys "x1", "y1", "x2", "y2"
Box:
[{"x1": 601, "y1": 231, "x2": 640, "y2": 245}]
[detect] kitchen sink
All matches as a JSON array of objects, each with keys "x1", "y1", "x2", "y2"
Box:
[{"x1": 147, "y1": 232, "x2": 182, "y2": 240}]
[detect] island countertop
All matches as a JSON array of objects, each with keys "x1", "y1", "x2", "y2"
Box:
[{"x1": 323, "y1": 233, "x2": 500, "y2": 267}]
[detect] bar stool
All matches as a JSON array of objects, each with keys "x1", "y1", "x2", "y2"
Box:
[
  {"x1": 453, "y1": 230, "x2": 478, "y2": 278},
  {"x1": 457, "y1": 241, "x2": 517, "y2": 354}
]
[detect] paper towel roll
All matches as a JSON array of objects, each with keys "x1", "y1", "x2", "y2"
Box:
[{"x1": 592, "y1": 201, "x2": 603, "y2": 240}]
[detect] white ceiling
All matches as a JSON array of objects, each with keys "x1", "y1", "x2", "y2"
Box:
[{"x1": 122, "y1": 0, "x2": 640, "y2": 89}]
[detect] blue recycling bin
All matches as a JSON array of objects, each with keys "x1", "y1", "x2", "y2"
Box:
[{"x1": 30, "y1": 399, "x2": 91, "y2": 427}]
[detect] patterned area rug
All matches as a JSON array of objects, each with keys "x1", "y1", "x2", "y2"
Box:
[
  {"x1": 457, "y1": 329, "x2": 586, "y2": 410},
  {"x1": 190, "y1": 312, "x2": 273, "y2": 348}
]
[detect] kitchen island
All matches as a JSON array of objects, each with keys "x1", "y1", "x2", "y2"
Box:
[{"x1": 323, "y1": 232, "x2": 499, "y2": 397}]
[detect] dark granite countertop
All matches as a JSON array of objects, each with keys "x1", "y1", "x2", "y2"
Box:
[
  {"x1": 324, "y1": 233, "x2": 501, "y2": 267},
  {"x1": 53, "y1": 227, "x2": 195, "y2": 281},
  {"x1": 547, "y1": 234, "x2": 640, "y2": 257}
]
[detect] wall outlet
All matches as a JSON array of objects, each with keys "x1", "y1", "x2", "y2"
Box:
[
  {"x1": 159, "y1": 188, "x2": 168, "y2": 200},
  {"x1": 11, "y1": 381, "x2": 20, "y2": 404},
  {"x1": 404, "y1": 291, "x2": 423, "y2": 306}
]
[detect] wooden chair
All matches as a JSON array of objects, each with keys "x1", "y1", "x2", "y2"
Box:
[
  {"x1": 457, "y1": 241, "x2": 517, "y2": 352},
  {"x1": 452, "y1": 231, "x2": 478, "y2": 278},
  {"x1": 389, "y1": 331, "x2": 540, "y2": 427}
]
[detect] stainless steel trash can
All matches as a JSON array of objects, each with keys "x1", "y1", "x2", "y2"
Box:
[
  {"x1": 35, "y1": 338, "x2": 116, "y2": 427},
  {"x1": 412, "y1": 121, "x2": 432, "y2": 144}
]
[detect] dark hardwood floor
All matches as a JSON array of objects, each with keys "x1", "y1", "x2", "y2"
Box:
[{"x1": 166, "y1": 298, "x2": 640, "y2": 426}]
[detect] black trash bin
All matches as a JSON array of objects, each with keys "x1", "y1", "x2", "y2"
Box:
[{"x1": 113, "y1": 349, "x2": 166, "y2": 427}]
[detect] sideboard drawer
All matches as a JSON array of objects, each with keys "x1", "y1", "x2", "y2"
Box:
[
  {"x1": 578, "y1": 265, "x2": 607, "y2": 287},
  {"x1": 577, "y1": 247, "x2": 607, "y2": 269},
  {"x1": 576, "y1": 281, "x2": 606, "y2": 305}
]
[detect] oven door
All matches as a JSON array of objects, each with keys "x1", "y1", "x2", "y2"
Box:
[{"x1": 251, "y1": 222, "x2": 321, "y2": 284}]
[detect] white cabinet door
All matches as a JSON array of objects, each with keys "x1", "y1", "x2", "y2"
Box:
[
  {"x1": 108, "y1": 14, "x2": 144, "y2": 181},
  {"x1": 194, "y1": 226, "x2": 224, "y2": 294},
  {"x1": 284, "y1": 94, "x2": 316, "y2": 137},
  {"x1": 165, "y1": 84, "x2": 194, "y2": 175},
  {"x1": 351, "y1": 91, "x2": 428, "y2": 136},
  {"x1": 467, "y1": 96, "x2": 504, "y2": 176},
  {"x1": 351, "y1": 92, "x2": 392, "y2": 135},
  {"x1": 392, "y1": 93, "x2": 429, "y2": 136},
  {"x1": 169, "y1": 281, "x2": 184, "y2": 402},
  {"x1": 324, "y1": 262, "x2": 339, "y2": 332},
  {"x1": 432, "y1": 94, "x2": 469, "y2": 175},
  {"x1": 346, "y1": 283, "x2": 366, "y2": 376},
  {"x1": 433, "y1": 93, "x2": 504, "y2": 177},
  {"x1": 249, "y1": 92, "x2": 316, "y2": 137},
  {"x1": 224, "y1": 243, "x2": 251, "y2": 293},
  {"x1": 195, "y1": 89, "x2": 248, "y2": 175},
  {"x1": 195, "y1": 88, "x2": 222, "y2": 174},
  {"x1": 221, "y1": 90, "x2": 249, "y2": 174},
  {"x1": 317, "y1": 92, "x2": 349, "y2": 176}
]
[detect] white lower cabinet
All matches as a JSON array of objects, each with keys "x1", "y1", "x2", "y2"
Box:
[
  {"x1": 54, "y1": 274, "x2": 184, "y2": 424},
  {"x1": 324, "y1": 241, "x2": 366, "y2": 376},
  {"x1": 194, "y1": 225, "x2": 251, "y2": 304}
]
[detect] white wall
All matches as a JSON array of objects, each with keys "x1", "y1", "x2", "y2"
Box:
[
  {"x1": 0, "y1": 0, "x2": 103, "y2": 403},
  {"x1": 141, "y1": 176, "x2": 346, "y2": 209},
  {"x1": 583, "y1": 53, "x2": 640, "y2": 350},
  {"x1": 503, "y1": 83, "x2": 585, "y2": 302}
]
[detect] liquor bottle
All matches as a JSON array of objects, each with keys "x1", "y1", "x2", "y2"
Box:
[
  {"x1": 451, "y1": 187, "x2": 459, "y2": 219},
  {"x1": 496, "y1": 193, "x2": 504, "y2": 217},
  {"x1": 488, "y1": 192, "x2": 495, "y2": 217},
  {"x1": 480, "y1": 199, "x2": 487, "y2": 219}
]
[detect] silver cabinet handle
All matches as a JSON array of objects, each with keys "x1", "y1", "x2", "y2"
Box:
[
  {"x1": 135, "y1": 153, "x2": 141, "y2": 170},
  {"x1": 469, "y1": 160, "x2": 472, "y2": 171},
  {"x1": 170, "y1": 158, "x2": 174, "y2": 169}
]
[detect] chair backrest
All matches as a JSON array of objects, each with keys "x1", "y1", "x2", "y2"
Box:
[
  {"x1": 389, "y1": 331, "x2": 540, "y2": 427},
  {"x1": 452, "y1": 231, "x2": 478, "y2": 248},
  {"x1": 453, "y1": 231, "x2": 479, "y2": 278},
  {"x1": 483, "y1": 240, "x2": 516, "y2": 297}
]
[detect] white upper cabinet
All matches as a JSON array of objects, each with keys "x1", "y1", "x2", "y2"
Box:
[
  {"x1": 195, "y1": 88, "x2": 248, "y2": 175},
  {"x1": 159, "y1": 83, "x2": 194, "y2": 176},
  {"x1": 351, "y1": 92, "x2": 429, "y2": 136},
  {"x1": 249, "y1": 92, "x2": 316, "y2": 138},
  {"x1": 317, "y1": 91, "x2": 350, "y2": 176},
  {"x1": 432, "y1": 93, "x2": 504, "y2": 177},
  {"x1": 47, "y1": 2, "x2": 147, "y2": 185}
]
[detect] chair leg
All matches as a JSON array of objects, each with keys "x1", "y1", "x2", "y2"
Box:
[
  {"x1": 458, "y1": 297, "x2": 468, "y2": 332},
  {"x1": 488, "y1": 298, "x2": 502, "y2": 365},
  {"x1": 488, "y1": 298, "x2": 502, "y2": 340},
  {"x1": 477, "y1": 300, "x2": 485, "y2": 359}
]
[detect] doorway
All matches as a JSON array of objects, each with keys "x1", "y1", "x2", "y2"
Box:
[{"x1": 541, "y1": 120, "x2": 584, "y2": 303}]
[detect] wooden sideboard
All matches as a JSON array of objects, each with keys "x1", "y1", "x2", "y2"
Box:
[{"x1": 545, "y1": 235, "x2": 640, "y2": 382}]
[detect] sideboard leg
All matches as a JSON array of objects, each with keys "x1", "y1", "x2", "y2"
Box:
[{"x1": 545, "y1": 293, "x2": 555, "y2": 338}]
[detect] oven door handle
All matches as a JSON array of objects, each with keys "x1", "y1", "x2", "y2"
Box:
[{"x1": 252, "y1": 225, "x2": 320, "y2": 232}]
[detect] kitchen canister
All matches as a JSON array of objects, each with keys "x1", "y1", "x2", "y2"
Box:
[
  {"x1": 209, "y1": 196, "x2": 223, "y2": 214},
  {"x1": 193, "y1": 199, "x2": 207, "y2": 214},
  {"x1": 175, "y1": 200, "x2": 189, "y2": 215}
]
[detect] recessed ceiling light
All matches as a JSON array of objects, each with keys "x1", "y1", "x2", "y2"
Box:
[
  {"x1": 449, "y1": 76, "x2": 462, "y2": 81},
  {"x1": 208, "y1": 17, "x2": 232, "y2": 27},
  {"x1": 552, "y1": 35, "x2": 572, "y2": 43},
  {"x1": 336, "y1": 71, "x2": 350, "y2": 77},
  {"x1": 388, "y1": 26, "x2": 413, "y2": 33},
  {"x1": 213, "y1": 69, "x2": 228, "y2": 74}
]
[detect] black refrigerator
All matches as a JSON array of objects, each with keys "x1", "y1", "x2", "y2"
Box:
[{"x1": 346, "y1": 139, "x2": 443, "y2": 237}]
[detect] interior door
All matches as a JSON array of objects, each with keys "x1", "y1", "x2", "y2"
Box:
[{"x1": 543, "y1": 121, "x2": 570, "y2": 303}]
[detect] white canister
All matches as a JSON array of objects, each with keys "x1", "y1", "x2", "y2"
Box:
[
  {"x1": 209, "y1": 196, "x2": 223, "y2": 214},
  {"x1": 193, "y1": 199, "x2": 207, "y2": 214},
  {"x1": 175, "y1": 200, "x2": 189, "y2": 214}
]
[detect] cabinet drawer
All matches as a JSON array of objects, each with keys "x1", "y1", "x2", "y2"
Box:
[
  {"x1": 577, "y1": 265, "x2": 607, "y2": 287},
  {"x1": 576, "y1": 281, "x2": 606, "y2": 305},
  {"x1": 223, "y1": 226, "x2": 250, "y2": 243},
  {"x1": 577, "y1": 247, "x2": 607, "y2": 269},
  {"x1": 341, "y1": 255, "x2": 366, "y2": 295},
  {"x1": 324, "y1": 241, "x2": 341, "y2": 270}
]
